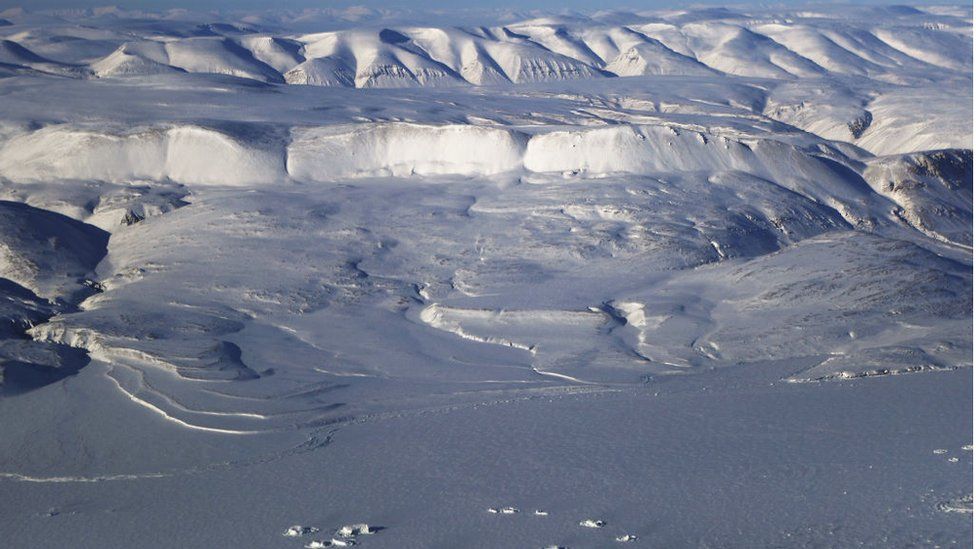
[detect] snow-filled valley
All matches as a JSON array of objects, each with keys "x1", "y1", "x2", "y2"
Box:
[{"x1": 0, "y1": 4, "x2": 971, "y2": 548}]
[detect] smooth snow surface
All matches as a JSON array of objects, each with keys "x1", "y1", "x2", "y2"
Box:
[{"x1": 0, "y1": 4, "x2": 971, "y2": 548}]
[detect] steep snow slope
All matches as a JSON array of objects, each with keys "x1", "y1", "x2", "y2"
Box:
[
  {"x1": 91, "y1": 41, "x2": 180, "y2": 77},
  {"x1": 864, "y1": 149, "x2": 973, "y2": 246},
  {"x1": 238, "y1": 35, "x2": 304, "y2": 73},
  {"x1": 875, "y1": 25, "x2": 973, "y2": 72},
  {"x1": 0, "y1": 38, "x2": 87, "y2": 76},
  {"x1": 163, "y1": 37, "x2": 284, "y2": 83},
  {"x1": 0, "y1": 201, "x2": 107, "y2": 395},
  {"x1": 764, "y1": 78, "x2": 973, "y2": 155},
  {"x1": 678, "y1": 22, "x2": 827, "y2": 78},
  {"x1": 289, "y1": 123, "x2": 525, "y2": 179},
  {"x1": 0, "y1": 200, "x2": 106, "y2": 303},
  {"x1": 294, "y1": 27, "x2": 606, "y2": 87},
  {"x1": 0, "y1": 124, "x2": 285, "y2": 185},
  {"x1": 604, "y1": 40, "x2": 715, "y2": 76},
  {"x1": 283, "y1": 56, "x2": 354, "y2": 86},
  {"x1": 856, "y1": 85, "x2": 974, "y2": 155},
  {"x1": 2, "y1": 25, "x2": 123, "y2": 64}
]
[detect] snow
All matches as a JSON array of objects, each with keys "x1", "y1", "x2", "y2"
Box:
[
  {"x1": 11, "y1": 3, "x2": 960, "y2": 89},
  {"x1": 162, "y1": 37, "x2": 284, "y2": 83},
  {"x1": 604, "y1": 40, "x2": 715, "y2": 77},
  {"x1": 0, "y1": 4, "x2": 970, "y2": 549},
  {"x1": 284, "y1": 525, "x2": 319, "y2": 537},
  {"x1": 864, "y1": 149, "x2": 973, "y2": 246},
  {"x1": 335, "y1": 523, "x2": 374, "y2": 537},
  {"x1": 288, "y1": 123, "x2": 525, "y2": 180},
  {"x1": 0, "y1": 124, "x2": 285, "y2": 185}
]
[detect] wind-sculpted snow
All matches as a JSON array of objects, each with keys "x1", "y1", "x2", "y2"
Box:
[
  {"x1": 0, "y1": 120, "x2": 890, "y2": 203},
  {"x1": 289, "y1": 123, "x2": 526, "y2": 179},
  {"x1": 0, "y1": 5, "x2": 971, "y2": 548},
  {"x1": 291, "y1": 122, "x2": 852, "y2": 182},
  {"x1": 606, "y1": 231, "x2": 972, "y2": 380},
  {"x1": 0, "y1": 124, "x2": 285, "y2": 185}
]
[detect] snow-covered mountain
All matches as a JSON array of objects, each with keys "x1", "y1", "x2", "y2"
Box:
[
  {"x1": 0, "y1": 4, "x2": 971, "y2": 88},
  {"x1": 0, "y1": 5, "x2": 971, "y2": 549}
]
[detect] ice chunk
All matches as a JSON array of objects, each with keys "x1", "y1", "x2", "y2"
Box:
[{"x1": 284, "y1": 525, "x2": 319, "y2": 537}]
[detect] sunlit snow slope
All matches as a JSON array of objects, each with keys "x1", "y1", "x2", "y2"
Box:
[{"x1": 0, "y1": 4, "x2": 970, "y2": 548}]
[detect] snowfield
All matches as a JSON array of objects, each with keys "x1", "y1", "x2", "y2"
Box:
[{"x1": 0, "y1": 4, "x2": 971, "y2": 548}]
